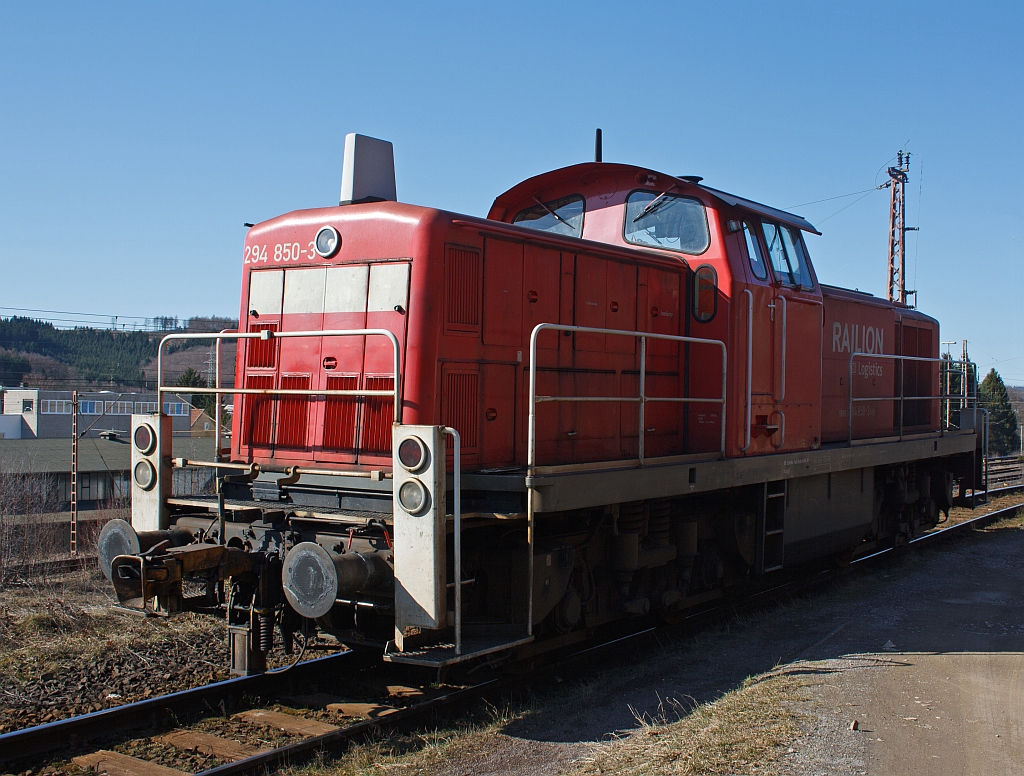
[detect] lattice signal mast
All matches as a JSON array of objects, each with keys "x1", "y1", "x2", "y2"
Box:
[{"x1": 886, "y1": 150, "x2": 918, "y2": 306}]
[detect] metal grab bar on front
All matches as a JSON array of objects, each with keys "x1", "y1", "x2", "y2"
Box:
[{"x1": 156, "y1": 330, "x2": 403, "y2": 455}]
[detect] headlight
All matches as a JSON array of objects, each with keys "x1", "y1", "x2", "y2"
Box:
[
  {"x1": 133, "y1": 424, "x2": 156, "y2": 455},
  {"x1": 398, "y1": 436, "x2": 428, "y2": 472},
  {"x1": 314, "y1": 225, "x2": 340, "y2": 257},
  {"x1": 133, "y1": 460, "x2": 157, "y2": 490},
  {"x1": 398, "y1": 479, "x2": 429, "y2": 514}
]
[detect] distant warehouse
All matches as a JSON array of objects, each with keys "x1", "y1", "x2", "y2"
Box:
[
  {"x1": 0, "y1": 388, "x2": 196, "y2": 440},
  {"x1": 0, "y1": 388, "x2": 220, "y2": 510}
]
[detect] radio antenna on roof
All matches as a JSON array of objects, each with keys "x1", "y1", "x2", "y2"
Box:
[{"x1": 594, "y1": 128, "x2": 602, "y2": 163}]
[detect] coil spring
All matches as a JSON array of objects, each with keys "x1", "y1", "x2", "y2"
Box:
[
  {"x1": 619, "y1": 501, "x2": 647, "y2": 536},
  {"x1": 258, "y1": 611, "x2": 275, "y2": 652},
  {"x1": 647, "y1": 499, "x2": 672, "y2": 546}
]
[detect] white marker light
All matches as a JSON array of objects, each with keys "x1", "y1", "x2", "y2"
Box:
[
  {"x1": 314, "y1": 226, "x2": 340, "y2": 257},
  {"x1": 398, "y1": 479, "x2": 429, "y2": 514}
]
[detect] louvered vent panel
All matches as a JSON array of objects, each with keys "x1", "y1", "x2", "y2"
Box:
[
  {"x1": 247, "y1": 323, "x2": 279, "y2": 368},
  {"x1": 322, "y1": 375, "x2": 359, "y2": 450},
  {"x1": 275, "y1": 375, "x2": 311, "y2": 448},
  {"x1": 443, "y1": 372, "x2": 480, "y2": 449},
  {"x1": 360, "y1": 376, "x2": 394, "y2": 453},
  {"x1": 243, "y1": 375, "x2": 274, "y2": 447},
  {"x1": 445, "y1": 246, "x2": 481, "y2": 330}
]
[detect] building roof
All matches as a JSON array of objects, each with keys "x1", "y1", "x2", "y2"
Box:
[{"x1": 0, "y1": 435, "x2": 219, "y2": 474}]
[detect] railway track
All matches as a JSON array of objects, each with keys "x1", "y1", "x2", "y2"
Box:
[{"x1": 3, "y1": 495, "x2": 1022, "y2": 776}]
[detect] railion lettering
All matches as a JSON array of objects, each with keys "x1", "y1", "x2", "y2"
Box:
[{"x1": 832, "y1": 322, "x2": 884, "y2": 354}]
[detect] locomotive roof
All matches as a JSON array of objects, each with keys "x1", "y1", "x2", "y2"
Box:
[{"x1": 489, "y1": 162, "x2": 821, "y2": 236}]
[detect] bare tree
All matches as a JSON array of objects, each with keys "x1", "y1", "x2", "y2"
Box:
[{"x1": 0, "y1": 461, "x2": 64, "y2": 586}]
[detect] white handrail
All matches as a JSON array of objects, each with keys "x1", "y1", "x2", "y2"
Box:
[
  {"x1": 443, "y1": 427, "x2": 462, "y2": 655},
  {"x1": 741, "y1": 289, "x2": 753, "y2": 452},
  {"x1": 847, "y1": 351, "x2": 963, "y2": 442},
  {"x1": 527, "y1": 323, "x2": 728, "y2": 471},
  {"x1": 156, "y1": 329, "x2": 403, "y2": 433}
]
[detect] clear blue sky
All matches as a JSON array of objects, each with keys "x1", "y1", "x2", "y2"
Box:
[{"x1": 1, "y1": 2, "x2": 1021, "y2": 381}]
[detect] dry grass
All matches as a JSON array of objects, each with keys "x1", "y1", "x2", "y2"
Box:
[
  {"x1": 0, "y1": 571, "x2": 220, "y2": 675},
  {"x1": 570, "y1": 672, "x2": 805, "y2": 776},
  {"x1": 278, "y1": 701, "x2": 526, "y2": 776}
]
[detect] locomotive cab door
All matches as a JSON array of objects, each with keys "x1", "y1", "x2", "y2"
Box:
[
  {"x1": 759, "y1": 221, "x2": 823, "y2": 452},
  {"x1": 738, "y1": 220, "x2": 780, "y2": 453}
]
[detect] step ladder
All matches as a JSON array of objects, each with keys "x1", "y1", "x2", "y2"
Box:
[{"x1": 756, "y1": 480, "x2": 786, "y2": 573}]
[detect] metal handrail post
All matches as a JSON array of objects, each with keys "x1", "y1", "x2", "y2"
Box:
[
  {"x1": 741, "y1": 289, "x2": 753, "y2": 452},
  {"x1": 777, "y1": 295, "x2": 787, "y2": 402},
  {"x1": 899, "y1": 358, "x2": 905, "y2": 440},
  {"x1": 525, "y1": 324, "x2": 542, "y2": 638},
  {"x1": 443, "y1": 427, "x2": 462, "y2": 655},
  {"x1": 847, "y1": 356, "x2": 854, "y2": 443},
  {"x1": 214, "y1": 328, "x2": 235, "y2": 461},
  {"x1": 638, "y1": 336, "x2": 647, "y2": 465}
]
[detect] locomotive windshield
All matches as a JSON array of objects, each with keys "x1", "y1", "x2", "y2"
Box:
[
  {"x1": 512, "y1": 194, "x2": 585, "y2": 237},
  {"x1": 623, "y1": 191, "x2": 710, "y2": 254},
  {"x1": 761, "y1": 221, "x2": 813, "y2": 289}
]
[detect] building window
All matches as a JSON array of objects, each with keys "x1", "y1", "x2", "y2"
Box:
[
  {"x1": 22, "y1": 399, "x2": 34, "y2": 413},
  {"x1": 136, "y1": 402, "x2": 158, "y2": 414},
  {"x1": 103, "y1": 401, "x2": 134, "y2": 415},
  {"x1": 40, "y1": 400, "x2": 73, "y2": 414},
  {"x1": 163, "y1": 402, "x2": 188, "y2": 416}
]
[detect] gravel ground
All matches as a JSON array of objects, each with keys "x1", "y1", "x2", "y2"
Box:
[
  {"x1": 0, "y1": 569, "x2": 231, "y2": 732},
  {"x1": 0, "y1": 568, "x2": 343, "y2": 734}
]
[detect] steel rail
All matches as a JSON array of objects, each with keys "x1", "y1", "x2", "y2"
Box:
[{"x1": 0, "y1": 651, "x2": 356, "y2": 764}]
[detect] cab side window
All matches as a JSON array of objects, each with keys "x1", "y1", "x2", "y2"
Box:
[
  {"x1": 742, "y1": 220, "x2": 768, "y2": 280},
  {"x1": 761, "y1": 221, "x2": 812, "y2": 289}
]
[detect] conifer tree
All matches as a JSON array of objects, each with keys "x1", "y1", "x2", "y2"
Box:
[{"x1": 979, "y1": 369, "x2": 1020, "y2": 456}]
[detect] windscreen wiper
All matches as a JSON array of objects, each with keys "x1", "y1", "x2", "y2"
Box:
[
  {"x1": 532, "y1": 196, "x2": 574, "y2": 231},
  {"x1": 632, "y1": 185, "x2": 678, "y2": 222}
]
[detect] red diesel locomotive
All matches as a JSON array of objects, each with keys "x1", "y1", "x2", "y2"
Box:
[{"x1": 102, "y1": 135, "x2": 980, "y2": 673}]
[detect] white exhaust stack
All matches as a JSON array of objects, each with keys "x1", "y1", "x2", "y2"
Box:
[{"x1": 340, "y1": 133, "x2": 397, "y2": 205}]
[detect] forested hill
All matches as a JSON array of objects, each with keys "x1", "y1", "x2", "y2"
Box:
[{"x1": 0, "y1": 316, "x2": 236, "y2": 387}]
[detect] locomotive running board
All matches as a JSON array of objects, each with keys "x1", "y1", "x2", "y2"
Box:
[
  {"x1": 526, "y1": 432, "x2": 978, "y2": 513},
  {"x1": 383, "y1": 634, "x2": 534, "y2": 667}
]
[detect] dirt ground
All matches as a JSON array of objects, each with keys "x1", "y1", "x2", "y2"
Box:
[{"x1": 309, "y1": 504, "x2": 1024, "y2": 776}]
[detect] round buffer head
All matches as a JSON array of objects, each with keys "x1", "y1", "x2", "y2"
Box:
[
  {"x1": 282, "y1": 542, "x2": 340, "y2": 619},
  {"x1": 97, "y1": 519, "x2": 140, "y2": 582}
]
